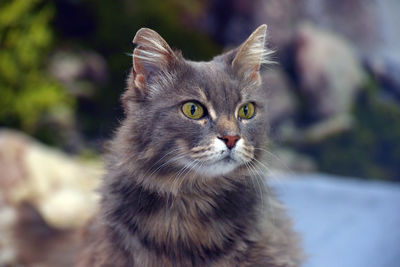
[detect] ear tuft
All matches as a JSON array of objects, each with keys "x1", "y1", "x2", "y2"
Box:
[
  {"x1": 132, "y1": 28, "x2": 176, "y2": 89},
  {"x1": 232, "y1": 24, "x2": 273, "y2": 82}
]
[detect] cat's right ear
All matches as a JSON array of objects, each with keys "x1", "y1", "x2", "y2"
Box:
[
  {"x1": 231, "y1": 24, "x2": 272, "y2": 84},
  {"x1": 131, "y1": 28, "x2": 177, "y2": 93}
]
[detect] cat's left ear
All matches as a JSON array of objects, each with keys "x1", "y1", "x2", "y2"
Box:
[
  {"x1": 132, "y1": 28, "x2": 177, "y2": 91},
  {"x1": 232, "y1": 24, "x2": 272, "y2": 83}
]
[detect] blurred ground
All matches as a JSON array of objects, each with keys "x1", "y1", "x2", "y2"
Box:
[{"x1": 272, "y1": 174, "x2": 400, "y2": 267}]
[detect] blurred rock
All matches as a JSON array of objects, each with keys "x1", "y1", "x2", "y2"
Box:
[
  {"x1": 252, "y1": 0, "x2": 391, "y2": 55},
  {"x1": 208, "y1": 0, "x2": 391, "y2": 52},
  {"x1": 295, "y1": 23, "x2": 365, "y2": 119},
  {"x1": 0, "y1": 197, "x2": 17, "y2": 265},
  {"x1": 0, "y1": 129, "x2": 102, "y2": 230},
  {"x1": 298, "y1": 0, "x2": 381, "y2": 53}
]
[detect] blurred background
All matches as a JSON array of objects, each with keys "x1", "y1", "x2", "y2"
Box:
[
  {"x1": 2, "y1": 0, "x2": 400, "y2": 181},
  {"x1": 0, "y1": 0, "x2": 399, "y2": 266}
]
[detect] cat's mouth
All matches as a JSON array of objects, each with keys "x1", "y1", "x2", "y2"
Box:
[
  {"x1": 192, "y1": 152, "x2": 245, "y2": 177},
  {"x1": 196, "y1": 159, "x2": 238, "y2": 177},
  {"x1": 219, "y1": 154, "x2": 235, "y2": 163},
  {"x1": 183, "y1": 139, "x2": 254, "y2": 177}
]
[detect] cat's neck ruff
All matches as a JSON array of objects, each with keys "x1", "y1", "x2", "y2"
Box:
[{"x1": 102, "y1": 167, "x2": 264, "y2": 264}]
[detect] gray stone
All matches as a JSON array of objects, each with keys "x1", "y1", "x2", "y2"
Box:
[
  {"x1": 295, "y1": 23, "x2": 365, "y2": 119},
  {"x1": 0, "y1": 129, "x2": 101, "y2": 230}
]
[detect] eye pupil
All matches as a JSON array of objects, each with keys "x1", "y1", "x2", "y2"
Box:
[
  {"x1": 238, "y1": 102, "x2": 254, "y2": 120},
  {"x1": 182, "y1": 101, "x2": 204, "y2": 119},
  {"x1": 190, "y1": 104, "x2": 196, "y2": 115}
]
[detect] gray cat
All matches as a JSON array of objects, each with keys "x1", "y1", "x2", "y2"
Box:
[{"x1": 77, "y1": 25, "x2": 303, "y2": 267}]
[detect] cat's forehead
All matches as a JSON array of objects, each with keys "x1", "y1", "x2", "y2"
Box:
[{"x1": 182, "y1": 60, "x2": 242, "y2": 113}]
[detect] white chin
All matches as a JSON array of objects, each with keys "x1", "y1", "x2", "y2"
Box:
[{"x1": 196, "y1": 159, "x2": 239, "y2": 177}]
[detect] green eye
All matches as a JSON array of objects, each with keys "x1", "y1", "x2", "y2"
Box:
[
  {"x1": 182, "y1": 102, "x2": 204, "y2": 119},
  {"x1": 238, "y1": 102, "x2": 255, "y2": 119}
]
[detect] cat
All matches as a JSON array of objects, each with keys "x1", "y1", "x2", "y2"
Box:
[{"x1": 77, "y1": 24, "x2": 303, "y2": 267}]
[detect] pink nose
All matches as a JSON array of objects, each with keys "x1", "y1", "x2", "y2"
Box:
[{"x1": 219, "y1": 135, "x2": 240, "y2": 149}]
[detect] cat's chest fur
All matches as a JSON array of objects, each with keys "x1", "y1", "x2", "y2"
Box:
[
  {"x1": 103, "y1": 173, "x2": 259, "y2": 266},
  {"x1": 79, "y1": 174, "x2": 300, "y2": 267}
]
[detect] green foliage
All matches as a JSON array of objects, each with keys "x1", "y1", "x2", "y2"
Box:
[
  {"x1": 306, "y1": 78, "x2": 400, "y2": 181},
  {"x1": 0, "y1": 0, "x2": 74, "y2": 133}
]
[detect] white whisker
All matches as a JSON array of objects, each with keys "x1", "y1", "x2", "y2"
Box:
[{"x1": 254, "y1": 147, "x2": 292, "y2": 173}]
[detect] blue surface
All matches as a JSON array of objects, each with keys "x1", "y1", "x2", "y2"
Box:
[{"x1": 271, "y1": 174, "x2": 400, "y2": 267}]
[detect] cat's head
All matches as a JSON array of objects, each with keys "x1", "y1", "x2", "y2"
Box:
[{"x1": 120, "y1": 25, "x2": 272, "y2": 179}]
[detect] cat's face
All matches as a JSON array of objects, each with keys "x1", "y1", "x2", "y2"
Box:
[{"x1": 122, "y1": 25, "x2": 272, "y2": 178}]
